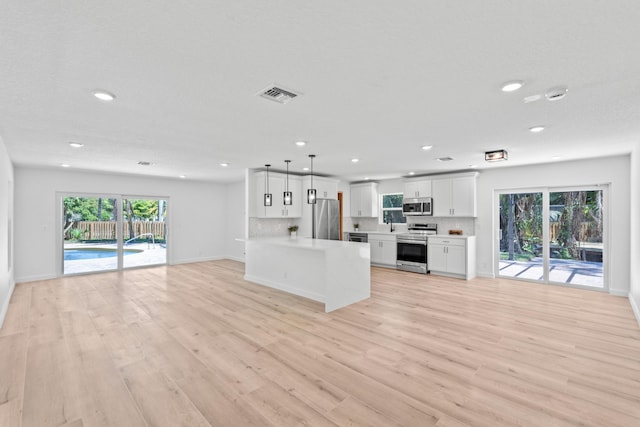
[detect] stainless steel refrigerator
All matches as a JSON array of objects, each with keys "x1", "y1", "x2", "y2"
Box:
[{"x1": 313, "y1": 198, "x2": 340, "y2": 240}]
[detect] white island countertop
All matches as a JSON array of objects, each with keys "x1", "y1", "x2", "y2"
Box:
[
  {"x1": 244, "y1": 237, "x2": 371, "y2": 312},
  {"x1": 250, "y1": 236, "x2": 369, "y2": 250}
]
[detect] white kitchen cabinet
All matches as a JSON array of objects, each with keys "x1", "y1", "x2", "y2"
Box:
[
  {"x1": 368, "y1": 233, "x2": 397, "y2": 267},
  {"x1": 302, "y1": 176, "x2": 338, "y2": 200},
  {"x1": 254, "y1": 172, "x2": 302, "y2": 218},
  {"x1": 403, "y1": 179, "x2": 431, "y2": 199},
  {"x1": 350, "y1": 182, "x2": 378, "y2": 217},
  {"x1": 428, "y1": 236, "x2": 476, "y2": 279},
  {"x1": 431, "y1": 173, "x2": 477, "y2": 217}
]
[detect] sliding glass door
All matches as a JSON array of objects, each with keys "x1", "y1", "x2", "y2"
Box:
[
  {"x1": 61, "y1": 194, "x2": 168, "y2": 275},
  {"x1": 498, "y1": 192, "x2": 544, "y2": 282},
  {"x1": 548, "y1": 190, "x2": 603, "y2": 288},
  {"x1": 497, "y1": 187, "x2": 605, "y2": 290},
  {"x1": 63, "y1": 196, "x2": 120, "y2": 275},
  {"x1": 122, "y1": 197, "x2": 168, "y2": 269}
]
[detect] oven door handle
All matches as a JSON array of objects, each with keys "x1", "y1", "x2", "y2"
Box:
[{"x1": 397, "y1": 239, "x2": 427, "y2": 245}]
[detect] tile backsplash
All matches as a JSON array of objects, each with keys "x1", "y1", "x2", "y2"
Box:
[
  {"x1": 407, "y1": 216, "x2": 475, "y2": 235},
  {"x1": 250, "y1": 215, "x2": 476, "y2": 238},
  {"x1": 249, "y1": 217, "x2": 298, "y2": 238},
  {"x1": 344, "y1": 216, "x2": 475, "y2": 235}
]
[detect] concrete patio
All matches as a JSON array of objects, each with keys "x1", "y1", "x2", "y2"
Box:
[
  {"x1": 499, "y1": 257, "x2": 603, "y2": 288},
  {"x1": 63, "y1": 242, "x2": 167, "y2": 274}
]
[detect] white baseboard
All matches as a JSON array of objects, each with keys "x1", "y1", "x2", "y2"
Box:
[
  {"x1": 244, "y1": 274, "x2": 324, "y2": 303},
  {"x1": 170, "y1": 255, "x2": 225, "y2": 265},
  {"x1": 225, "y1": 255, "x2": 246, "y2": 263},
  {"x1": 477, "y1": 271, "x2": 495, "y2": 279},
  {"x1": 0, "y1": 277, "x2": 16, "y2": 330},
  {"x1": 608, "y1": 289, "x2": 628, "y2": 297},
  {"x1": 16, "y1": 273, "x2": 57, "y2": 284},
  {"x1": 629, "y1": 293, "x2": 640, "y2": 327}
]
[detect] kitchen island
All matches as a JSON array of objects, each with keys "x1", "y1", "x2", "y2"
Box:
[{"x1": 244, "y1": 237, "x2": 370, "y2": 312}]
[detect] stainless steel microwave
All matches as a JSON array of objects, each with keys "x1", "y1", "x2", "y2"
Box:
[{"x1": 402, "y1": 197, "x2": 433, "y2": 216}]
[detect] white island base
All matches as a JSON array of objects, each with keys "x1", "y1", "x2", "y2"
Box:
[{"x1": 244, "y1": 237, "x2": 371, "y2": 312}]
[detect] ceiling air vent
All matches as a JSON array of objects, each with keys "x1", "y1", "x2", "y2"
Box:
[
  {"x1": 258, "y1": 85, "x2": 301, "y2": 104},
  {"x1": 436, "y1": 157, "x2": 455, "y2": 162},
  {"x1": 545, "y1": 86, "x2": 568, "y2": 101},
  {"x1": 137, "y1": 161, "x2": 153, "y2": 166}
]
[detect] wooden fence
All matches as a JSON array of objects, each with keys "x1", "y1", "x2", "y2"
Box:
[
  {"x1": 549, "y1": 222, "x2": 601, "y2": 242},
  {"x1": 66, "y1": 221, "x2": 166, "y2": 240}
]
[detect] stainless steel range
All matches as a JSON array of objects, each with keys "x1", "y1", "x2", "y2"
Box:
[{"x1": 396, "y1": 223, "x2": 437, "y2": 274}]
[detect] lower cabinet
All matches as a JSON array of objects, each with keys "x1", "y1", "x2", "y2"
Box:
[
  {"x1": 369, "y1": 234, "x2": 397, "y2": 267},
  {"x1": 428, "y1": 236, "x2": 476, "y2": 279}
]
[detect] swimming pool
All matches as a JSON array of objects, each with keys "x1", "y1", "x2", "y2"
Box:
[{"x1": 64, "y1": 248, "x2": 142, "y2": 261}]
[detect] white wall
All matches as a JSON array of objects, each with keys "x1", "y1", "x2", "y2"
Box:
[
  {"x1": 0, "y1": 138, "x2": 15, "y2": 327},
  {"x1": 225, "y1": 179, "x2": 246, "y2": 261},
  {"x1": 630, "y1": 147, "x2": 640, "y2": 324},
  {"x1": 476, "y1": 155, "x2": 631, "y2": 295},
  {"x1": 14, "y1": 167, "x2": 229, "y2": 282}
]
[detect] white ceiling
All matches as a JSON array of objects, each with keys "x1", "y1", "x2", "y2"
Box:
[{"x1": 1, "y1": 1, "x2": 639, "y2": 182}]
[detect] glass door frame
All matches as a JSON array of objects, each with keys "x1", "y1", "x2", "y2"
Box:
[
  {"x1": 121, "y1": 195, "x2": 169, "y2": 270},
  {"x1": 57, "y1": 192, "x2": 170, "y2": 276},
  {"x1": 494, "y1": 185, "x2": 609, "y2": 291}
]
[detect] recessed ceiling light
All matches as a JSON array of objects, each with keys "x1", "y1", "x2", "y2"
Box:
[
  {"x1": 523, "y1": 94, "x2": 542, "y2": 103},
  {"x1": 364, "y1": 177, "x2": 370, "y2": 180},
  {"x1": 220, "y1": 162, "x2": 229, "y2": 167},
  {"x1": 351, "y1": 158, "x2": 359, "y2": 163},
  {"x1": 421, "y1": 145, "x2": 433, "y2": 151},
  {"x1": 551, "y1": 156, "x2": 563, "y2": 161},
  {"x1": 93, "y1": 90, "x2": 115, "y2": 101},
  {"x1": 408, "y1": 172, "x2": 415, "y2": 175},
  {"x1": 69, "y1": 142, "x2": 84, "y2": 148},
  {"x1": 529, "y1": 126, "x2": 545, "y2": 133},
  {"x1": 501, "y1": 80, "x2": 524, "y2": 92},
  {"x1": 179, "y1": 175, "x2": 186, "y2": 179},
  {"x1": 468, "y1": 164, "x2": 478, "y2": 168},
  {"x1": 61, "y1": 164, "x2": 71, "y2": 168},
  {"x1": 302, "y1": 167, "x2": 309, "y2": 171},
  {"x1": 295, "y1": 141, "x2": 306, "y2": 147}
]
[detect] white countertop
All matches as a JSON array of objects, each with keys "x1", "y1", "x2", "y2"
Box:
[
  {"x1": 345, "y1": 230, "x2": 405, "y2": 235},
  {"x1": 247, "y1": 236, "x2": 368, "y2": 250},
  {"x1": 431, "y1": 234, "x2": 475, "y2": 239},
  {"x1": 344, "y1": 231, "x2": 475, "y2": 238}
]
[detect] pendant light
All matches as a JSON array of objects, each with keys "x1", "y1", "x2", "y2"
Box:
[
  {"x1": 264, "y1": 164, "x2": 272, "y2": 206},
  {"x1": 283, "y1": 160, "x2": 292, "y2": 205},
  {"x1": 307, "y1": 154, "x2": 317, "y2": 204}
]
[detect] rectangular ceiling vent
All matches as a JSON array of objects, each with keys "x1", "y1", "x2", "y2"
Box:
[
  {"x1": 436, "y1": 157, "x2": 455, "y2": 162},
  {"x1": 258, "y1": 85, "x2": 300, "y2": 104}
]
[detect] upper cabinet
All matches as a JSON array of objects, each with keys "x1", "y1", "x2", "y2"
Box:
[
  {"x1": 403, "y1": 179, "x2": 432, "y2": 199},
  {"x1": 302, "y1": 176, "x2": 338, "y2": 200},
  {"x1": 254, "y1": 171, "x2": 302, "y2": 218},
  {"x1": 431, "y1": 173, "x2": 478, "y2": 217},
  {"x1": 350, "y1": 182, "x2": 379, "y2": 217}
]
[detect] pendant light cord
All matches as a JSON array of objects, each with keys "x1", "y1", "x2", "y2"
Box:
[{"x1": 265, "y1": 164, "x2": 270, "y2": 193}]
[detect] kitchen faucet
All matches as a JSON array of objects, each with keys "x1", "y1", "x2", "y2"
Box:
[{"x1": 386, "y1": 213, "x2": 394, "y2": 232}]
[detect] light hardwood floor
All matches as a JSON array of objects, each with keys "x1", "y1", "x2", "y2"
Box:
[{"x1": 1, "y1": 260, "x2": 639, "y2": 426}]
